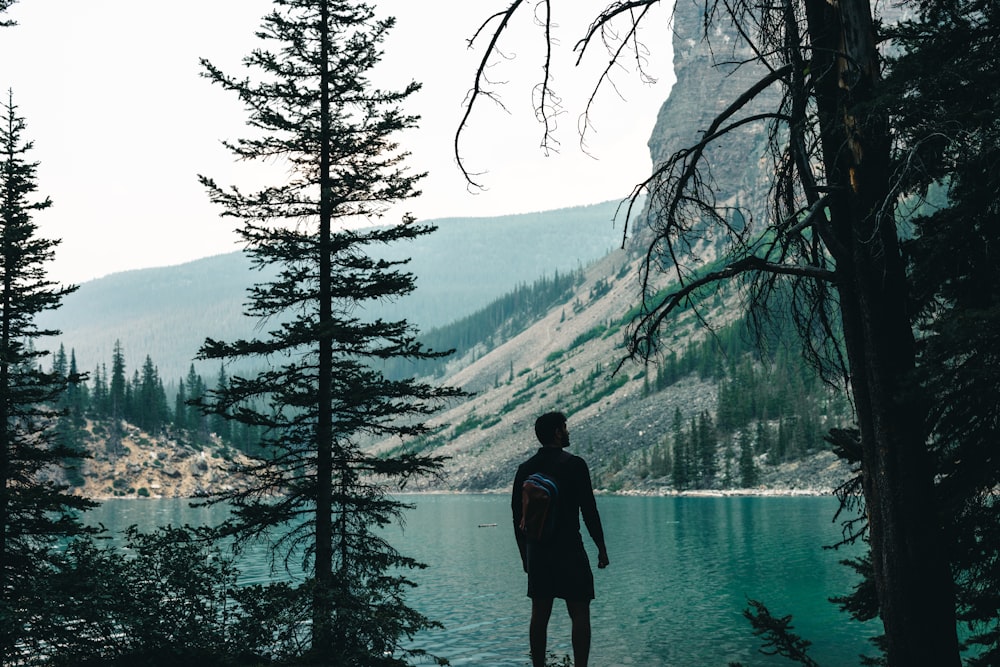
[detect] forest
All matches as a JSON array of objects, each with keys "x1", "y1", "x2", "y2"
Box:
[{"x1": 2, "y1": 0, "x2": 999, "y2": 666}]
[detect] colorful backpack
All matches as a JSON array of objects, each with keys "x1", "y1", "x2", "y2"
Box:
[{"x1": 520, "y1": 472, "x2": 559, "y2": 542}]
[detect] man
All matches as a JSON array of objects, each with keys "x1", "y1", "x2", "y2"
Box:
[{"x1": 512, "y1": 411, "x2": 610, "y2": 667}]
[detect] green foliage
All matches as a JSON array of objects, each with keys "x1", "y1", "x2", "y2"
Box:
[
  {"x1": 545, "y1": 349, "x2": 565, "y2": 363},
  {"x1": 884, "y1": 2, "x2": 1000, "y2": 661},
  {"x1": 452, "y1": 413, "x2": 485, "y2": 438},
  {"x1": 500, "y1": 391, "x2": 535, "y2": 415},
  {"x1": 33, "y1": 525, "x2": 315, "y2": 666},
  {"x1": 569, "y1": 324, "x2": 608, "y2": 351}
]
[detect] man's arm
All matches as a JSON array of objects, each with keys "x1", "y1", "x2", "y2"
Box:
[
  {"x1": 578, "y1": 459, "x2": 610, "y2": 569},
  {"x1": 512, "y1": 468, "x2": 527, "y2": 571}
]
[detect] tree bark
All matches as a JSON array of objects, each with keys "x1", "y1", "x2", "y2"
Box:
[{"x1": 803, "y1": 0, "x2": 959, "y2": 664}]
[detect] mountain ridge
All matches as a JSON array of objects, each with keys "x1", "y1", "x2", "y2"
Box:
[{"x1": 39, "y1": 201, "x2": 624, "y2": 385}]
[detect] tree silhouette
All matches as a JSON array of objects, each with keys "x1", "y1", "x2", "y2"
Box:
[
  {"x1": 196, "y1": 1, "x2": 461, "y2": 663},
  {"x1": 0, "y1": 91, "x2": 95, "y2": 662}
]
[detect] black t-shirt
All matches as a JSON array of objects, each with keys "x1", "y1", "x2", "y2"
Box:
[{"x1": 511, "y1": 446, "x2": 606, "y2": 567}]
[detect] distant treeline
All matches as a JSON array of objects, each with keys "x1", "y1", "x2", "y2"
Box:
[
  {"x1": 50, "y1": 341, "x2": 263, "y2": 461},
  {"x1": 631, "y1": 309, "x2": 852, "y2": 490}
]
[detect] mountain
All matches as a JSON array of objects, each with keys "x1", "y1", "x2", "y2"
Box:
[
  {"x1": 39, "y1": 201, "x2": 624, "y2": 385},
  {"x1": 43, "y1": 0, "x2": 853, "y2": 498}
]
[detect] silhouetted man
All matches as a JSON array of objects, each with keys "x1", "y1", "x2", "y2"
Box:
[{"x1": 512, "y1": 411, "x2": 610, "y2": 667}]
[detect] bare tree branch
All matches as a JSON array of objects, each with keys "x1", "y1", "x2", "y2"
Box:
[
  {"x1": 573, "y1": 2, "x2": 661, "y2": 153},
  {"x1": 456, "y1": 0, "x2": 556, "y2": 190},
  {"x1": 457, "y1": 1, "x2": 663, "y2": 187},
  {"x1": 627, "y1": 254, "x2": 836, "y2": 361}
]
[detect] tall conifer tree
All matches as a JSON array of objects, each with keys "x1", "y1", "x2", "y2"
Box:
[
  {"x1": 879, "y1": 2, "x2": 1000, "y2": 660},
  {"x1": 196, "y1": 2, "x2": 460, "y2": 663},
  {"x1": 0, "y1": 91, "x2": 94, "y2": 661}
]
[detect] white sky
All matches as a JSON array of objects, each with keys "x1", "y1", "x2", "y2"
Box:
[{"x1": 0, "y1": 0, "x2": 674, "y2": 285}]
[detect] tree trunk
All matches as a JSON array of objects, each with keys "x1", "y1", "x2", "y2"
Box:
[
  {"x1": 313, "y1": 0, "x2": 335, "y2": 658},
  {"x1": 803, "y1": 0, "x2": 959, "y2": 664}
]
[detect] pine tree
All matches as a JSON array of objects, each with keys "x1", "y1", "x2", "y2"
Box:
[
  {"x1": 135, "y1": 355, "x2": 166, "y2": 433},
  {"x1": 183, "y1": 364, "x2": 208, "y2": 444},
  {"x1": 670, "y1": 407, "x2": 687, "y2": 489},
  {"x1": 210, "y1": 364, "x2": 230, "y2": 443},
  {"x1": 174, "y1": 377, "x2": 188, "y2": 432},
  {"x1": 89, "y1": 363, "x2": 108, "y2": 417},
  {"x1": 196, "y1": 2, "x2": 461, "y2": 663},
  {"x1": 107, "y1": 340, "x2": 126, "y2": 456},
  {"x1": 66, "y1": 349, "x2": 86, "y2": 427},
  {"x1": 739, "y1": 429, "x2": 758, "y2": 488},
  {"x1": 697, "y1": 410, "x2": 718, "y2": 484},
  {"x1": 0, "y1": 91, "x2": 95, "y2": 661},
  {"x1": 880, "y1": 2, "x2": 1000, "y2": 661},
  {"x1": 52, "y1": 346, "x2": 86, "y2": 476}
]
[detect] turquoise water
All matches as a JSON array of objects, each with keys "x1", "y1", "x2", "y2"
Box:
[{"x1": 86, "y1": 495, "x2": 878, "y2": 666}]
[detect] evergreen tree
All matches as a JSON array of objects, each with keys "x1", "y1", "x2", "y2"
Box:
[
  {"x1": 880, "y1": 2, "x2": 1000, "y2": 661},
  {"x1": 670, "y1": 407, "x2": 687, "y2": 489},
  {"x1": 51, "y1": 346, "x2": 86, "y2": 477},
  {"x1": 66, "y1": 349, "x2": 86, "y2": 427},
  {"x1": 174, "y1": 377, "x2": 188, "y2": 432},
  {"x1": 0, "y1": 91, "x2": 95, "y2": 662},
  {"x1": 107, "y1": 340, "x2": 126, "y2": 457},
  {"x1": 51, "y1": 343, "x2": 67, "y2": 378},
  {"x1": 134, "y1": 355, "x2": 168, "y2": 433},
  {"x1": 109, "y1": 339, "x2": 126, "y2": 420},
  {"x1": 722, "y1": 436, "x2": 734, "y2": 488},
  {"x1": 739, "y1": 429, "x2": 758, "y2": 488},
  {"x1": 89, "y1": 363, "x2": 108, "y2": 418},
  {"x1": 697, "y1": 410, "x2": 718, "y2": 484},
  {"x1": 196, "y1": 2, "x2": 461, "y2": 663},
  {"x1": 183, "y1": 364, "x2": 207, "y2": 443},
  {"x1": 210, "y1": 364, "x2": 230, "y2": 442},
  {"x1": 755, "y1": 420, "x2": 772, "y2": 460}
]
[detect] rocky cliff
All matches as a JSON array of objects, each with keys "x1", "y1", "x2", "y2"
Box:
[{"x1": 393, "y1": 0, "x2": 850, "y2": 494}]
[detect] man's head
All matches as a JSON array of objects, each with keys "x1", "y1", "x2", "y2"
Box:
[{"x1": 534, "y1": 411, "x2": 569, "y2": 448}]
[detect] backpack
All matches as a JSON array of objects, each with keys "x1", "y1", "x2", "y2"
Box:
[{"x1": 520, "y1": 472, "x2": 560, "y2": 542}]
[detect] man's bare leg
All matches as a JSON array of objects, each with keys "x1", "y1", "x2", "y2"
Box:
[
  {"x1": 530, "y1": 597, "x2": 555, "y2": 667},
  {"x1": 566, "y1": 599, "x2": 592, "y2": 667}
]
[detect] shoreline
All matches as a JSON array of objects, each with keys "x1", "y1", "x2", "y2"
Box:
[{"x1": 85, "y1": 485, "x2": 838, "y2": 502}]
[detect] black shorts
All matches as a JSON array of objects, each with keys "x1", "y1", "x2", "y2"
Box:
[{"x1": 526, "y1": 541, "x2": 594, "y2": 600}]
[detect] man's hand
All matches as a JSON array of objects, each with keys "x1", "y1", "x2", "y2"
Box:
[{"x1": 597, "y1": 548, "x2": 610, "y2": 569}]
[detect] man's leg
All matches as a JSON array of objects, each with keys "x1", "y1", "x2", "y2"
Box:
[
  {"x1": 566, "y1": 599, "x2": 592, "y2": 667},
  {"x1": 530, "y1": 597, "x2": 554, "y2": 667}
]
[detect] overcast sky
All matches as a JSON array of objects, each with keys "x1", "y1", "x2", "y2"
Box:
[{"x1": 0, "y1": 0, "x2": 674, "y2": 285}]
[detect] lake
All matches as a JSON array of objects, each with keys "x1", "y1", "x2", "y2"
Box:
[{"x1": 85, "y1": 494, "x2": 878, "y2": 667}]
